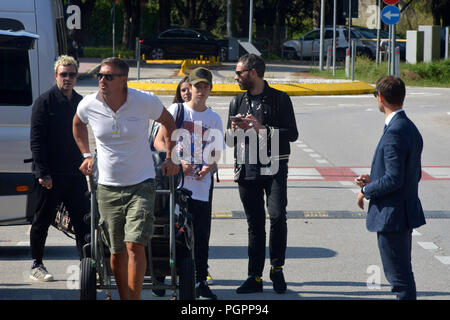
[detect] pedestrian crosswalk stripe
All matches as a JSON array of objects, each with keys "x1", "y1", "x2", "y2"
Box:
[{"x1": 216, "y1": 166, "x2": 450, "y2": 182}]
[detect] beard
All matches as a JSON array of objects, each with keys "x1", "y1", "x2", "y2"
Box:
[{"x1": 237, "y1": 74, "x2": 252, "y2": 91}]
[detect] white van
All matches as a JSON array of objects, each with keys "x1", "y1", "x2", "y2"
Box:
[{"x1": 0, "y1": 0, "x2": 67, "y2": 225}]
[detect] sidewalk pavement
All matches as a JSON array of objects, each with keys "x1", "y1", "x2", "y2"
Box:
[{"x1": 77, "y1": 57, "x2": 374, "y2": 96}]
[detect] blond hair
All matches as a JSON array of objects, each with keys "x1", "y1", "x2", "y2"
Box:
[{"x1": 54, "y1": 55, "x2": 78, "y2": 74}]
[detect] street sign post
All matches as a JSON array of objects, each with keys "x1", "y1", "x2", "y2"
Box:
[
  {"x1": 381, "y1": 5, "x2": 401, "y2": 25},
  {"x1": 381, "y1": 5, "x2": 401, "y2": 76},
  {"x1": 383, "y1": 0, "x2": 399, "y2": 5}
]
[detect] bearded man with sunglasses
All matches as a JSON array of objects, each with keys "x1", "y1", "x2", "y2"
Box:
[
  {"x1": 73, "y1": 57, "x2": 179, "y2": 300},
  {"x1": 28, "y1": 55, "x2": 90, "y2": 282},
  {"x1": 227, "y1": 54, "x2": 298, "y2": 294}
]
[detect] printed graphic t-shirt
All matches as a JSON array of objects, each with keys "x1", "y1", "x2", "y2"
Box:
[{"x1": 167, "y1": 102, "x2": 224, "y2": 201}]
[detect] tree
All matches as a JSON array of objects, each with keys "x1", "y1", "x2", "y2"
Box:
[
  {"x1": 158, "y1": 0, "x2": 172, "y2": 32},
  {"x1": 122, "y1": 0, "x2": 141, "y2": 50},
  {"x1": 173, "y1": 0, "x2": 208, "y2": 27},
  {"x1": 67, "y1": 0, "x2": 96, "y2": 47},
  {"x1": 431, "y1": 0, "x2": 450, "y2": 26}
]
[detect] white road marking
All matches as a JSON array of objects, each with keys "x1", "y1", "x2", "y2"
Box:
[
  {"x1": 417, "y1": 242, "x2": 439, "y2": 250},
  {"x1": 309, "y1": 153, "x2": 321, "y2": 158},
  {"x1": 351, "y1": 168, "x2": 371, "y2": 176},
  {"x1": 315, "y1": 159, "x2": 329, "y2": 164},
  {"x1": 422, "y1": 167, "x2": 450, "y2": 179},
  {"x1": 302, "y1": 148, "x2": 314, "y2": 152},
  {"x1": 339, "y1": 181, "x2": 354, "y2": 186},
  {"x1": 412, "y1": 230, "x2": 421, "y2": 236},
  {"x1": 435, "y1": 256, "x2": 450, "y2": 265}
]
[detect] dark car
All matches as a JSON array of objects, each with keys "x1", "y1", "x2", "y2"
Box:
[
  {"x1": 140, "y1": 27, "x2": 228, "y2": 61},
  {"x1": 354, "y1": 26, "x2": 406, "y2": 61}
]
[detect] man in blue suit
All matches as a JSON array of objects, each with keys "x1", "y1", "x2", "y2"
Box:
[{"x1": 355, "y1": 76, "x2": 426, "y2": 300}]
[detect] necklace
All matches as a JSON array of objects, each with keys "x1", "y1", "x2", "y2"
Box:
[{"x1": 245, "y1": 93, "x2": 266, "y2": 116}]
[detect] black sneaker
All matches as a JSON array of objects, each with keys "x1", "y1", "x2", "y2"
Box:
[
  {"x1": 270, "y1": 267, "x2": 287, "y2": 294},
  {"x1": 152, "y1": 276, "x2": 166, "y2": 297},
  {"x1": 236, "y1": 277, "x2": 263, "y2": 294},
  {"x1": 196, "y1": 281, "x2": 218, "y2": 300}
]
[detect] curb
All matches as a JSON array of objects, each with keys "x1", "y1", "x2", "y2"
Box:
[
  {"x1": 128, "y1": 81, "x2": 375, "y2": 96},
  {"x1": 77, "y1": 63, "x2": 101, "y2": 80}
]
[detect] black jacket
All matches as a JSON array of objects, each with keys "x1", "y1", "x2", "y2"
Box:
[
  {"x1": 226, "y1": 81, "x2": 299, "y2": 179},
  {"x1": 30, "y1": 85, "x2": 84, "y2": 178}
]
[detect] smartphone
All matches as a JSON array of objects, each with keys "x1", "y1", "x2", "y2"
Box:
[{"x1": 230, "y1": 116, "x2": 243, "y2": 122}]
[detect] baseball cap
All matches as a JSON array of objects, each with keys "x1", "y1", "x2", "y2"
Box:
[{"x1": 188, "y1": 67, "x2": 212, "y2": 86}]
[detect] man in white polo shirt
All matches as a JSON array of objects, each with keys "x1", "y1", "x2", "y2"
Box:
[{"x1": 73, "y1": 57, "x2": 178, "y2": 300}]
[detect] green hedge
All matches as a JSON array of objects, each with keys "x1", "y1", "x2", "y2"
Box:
[{"x1": 312, "y1": 57, "x2": 450, "y2": 87}]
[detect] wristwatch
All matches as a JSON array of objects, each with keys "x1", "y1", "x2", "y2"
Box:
[{"x1": 83, "y1": 153, "x2": 92, "y2": 159}]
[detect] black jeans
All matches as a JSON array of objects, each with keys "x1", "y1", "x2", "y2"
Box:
[
  {"x1": 238, "y1": 161, "x2": 288, "y2": 277},
  {"x1": 188, "y1": 198, "x2": 212, "y2": 283},
  {"x1": 28, "y1": 174, "x2": 90, "y2": 262}
]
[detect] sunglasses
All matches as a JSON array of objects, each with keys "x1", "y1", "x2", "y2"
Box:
[
  {"x1": 235, "y1": 69, "x2": 251, "y2": 77},
  {"x1": 96, "y1": 73, "x2": 126, "y2": 81},
  {"x1": 58, "y1": 72, "x2": 77, "y2": 79},
  {"x1": 373, "y1": 90, "x2": 379, "y2": 98}
]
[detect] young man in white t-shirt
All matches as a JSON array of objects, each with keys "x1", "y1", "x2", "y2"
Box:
[
  {"x1": 73, "y1": 57, "x2": 179, "y2": 300},
  {"x1": 157, "y1": 67, "x2": 224, "y2": 299}
]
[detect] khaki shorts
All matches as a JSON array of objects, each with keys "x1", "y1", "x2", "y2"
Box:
[{"x1": 97, "y1": 179, "x2": 155, "y2": 254}]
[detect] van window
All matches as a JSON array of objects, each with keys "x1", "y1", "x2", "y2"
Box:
[
  {"x1": 0, "y1": 48, "x2": 32, "y2": 106},
  {"x1": 0, "y1": 18, "x2": 25, "y2": 31}
]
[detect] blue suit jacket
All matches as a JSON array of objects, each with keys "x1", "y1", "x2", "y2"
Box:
[{"x1": 365, "y1": 111, "x2": 426, "y2": 232}]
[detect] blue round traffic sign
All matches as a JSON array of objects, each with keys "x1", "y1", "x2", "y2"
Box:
[{"x1": 381, "y1": 5, "x2": 401, "y2": 25}]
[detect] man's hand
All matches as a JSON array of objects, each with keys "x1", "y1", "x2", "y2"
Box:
[
  {"x1": 355, "y1": 174, "x2": 371, "y2": 188},
  {"x1": 181, "y1": 160, "x2": 194, "y2": 176},
  {"x1": 161, "y1": 158, "x2": 180, "y2": 176},
  {"x1": 230, "y1": 113, "x2": 251, "y2": 130},
  {"x1": 79, "y1": 157, "x2": 94, "y2": 176},
  {"x1": 38, "y1": 175, "x2": 53, "y2": 189},
  {"x1": 194, "y1": 165, "x2": 214, "y2": 180},
  {"x1": 244, "y1": 114, "x2": 264, "y2": 132},
  {"x1": 357, "y1": 192, "x2": 365, "y2": 210}
]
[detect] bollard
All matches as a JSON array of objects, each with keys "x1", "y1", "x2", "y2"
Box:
[
  {"x1": 446, "y1": 27, "x2": 449, "y2": 60},
  {"x1": 345, "y1": 48, "x2": 350, "y2": 78},
  {"x1": 351, "y1": 40, "x2": 356, "y2": 81},
  {"x1": 326, "y1": 46, "x2": 331, "y2": 72},
  {"x1": 394, "y1": 46, "x2": 400, "y2": 77}
]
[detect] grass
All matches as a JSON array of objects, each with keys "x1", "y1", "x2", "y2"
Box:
[{"x1": 311, "y1": 57, "x2": 450, "y2": 87}]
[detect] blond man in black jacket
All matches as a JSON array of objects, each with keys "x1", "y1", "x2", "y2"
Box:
[{"x1": 28, "y1": 55, "x2": 89, "y2": 282}]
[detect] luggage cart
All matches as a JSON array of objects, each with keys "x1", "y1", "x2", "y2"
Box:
[{"x1": 79, "y1": 152, "x2": 195, "y2": 300}]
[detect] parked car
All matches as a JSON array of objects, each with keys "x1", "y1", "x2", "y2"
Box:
[
  {"x1": 354, "y1": 26, "x2": 406, "y2": 61},
  {"x1": 140, "y1": 27, "x2": 229, "y2": 61},
  {"x1": 282, "y1": 26, "x2": 378, "y2": 61}
]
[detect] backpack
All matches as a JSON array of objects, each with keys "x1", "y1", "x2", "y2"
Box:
[{"x1": 149, "y1": 102, "x2": 184, "y2": 151}]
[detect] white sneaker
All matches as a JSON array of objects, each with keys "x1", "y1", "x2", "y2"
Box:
[{"x1": 30, "y1": 265, "x2": 54, "y2": 282}]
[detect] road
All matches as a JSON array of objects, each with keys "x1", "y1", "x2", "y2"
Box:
[{"x1": 1, "y1": 78, "x2": 449, "y2": 301}]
